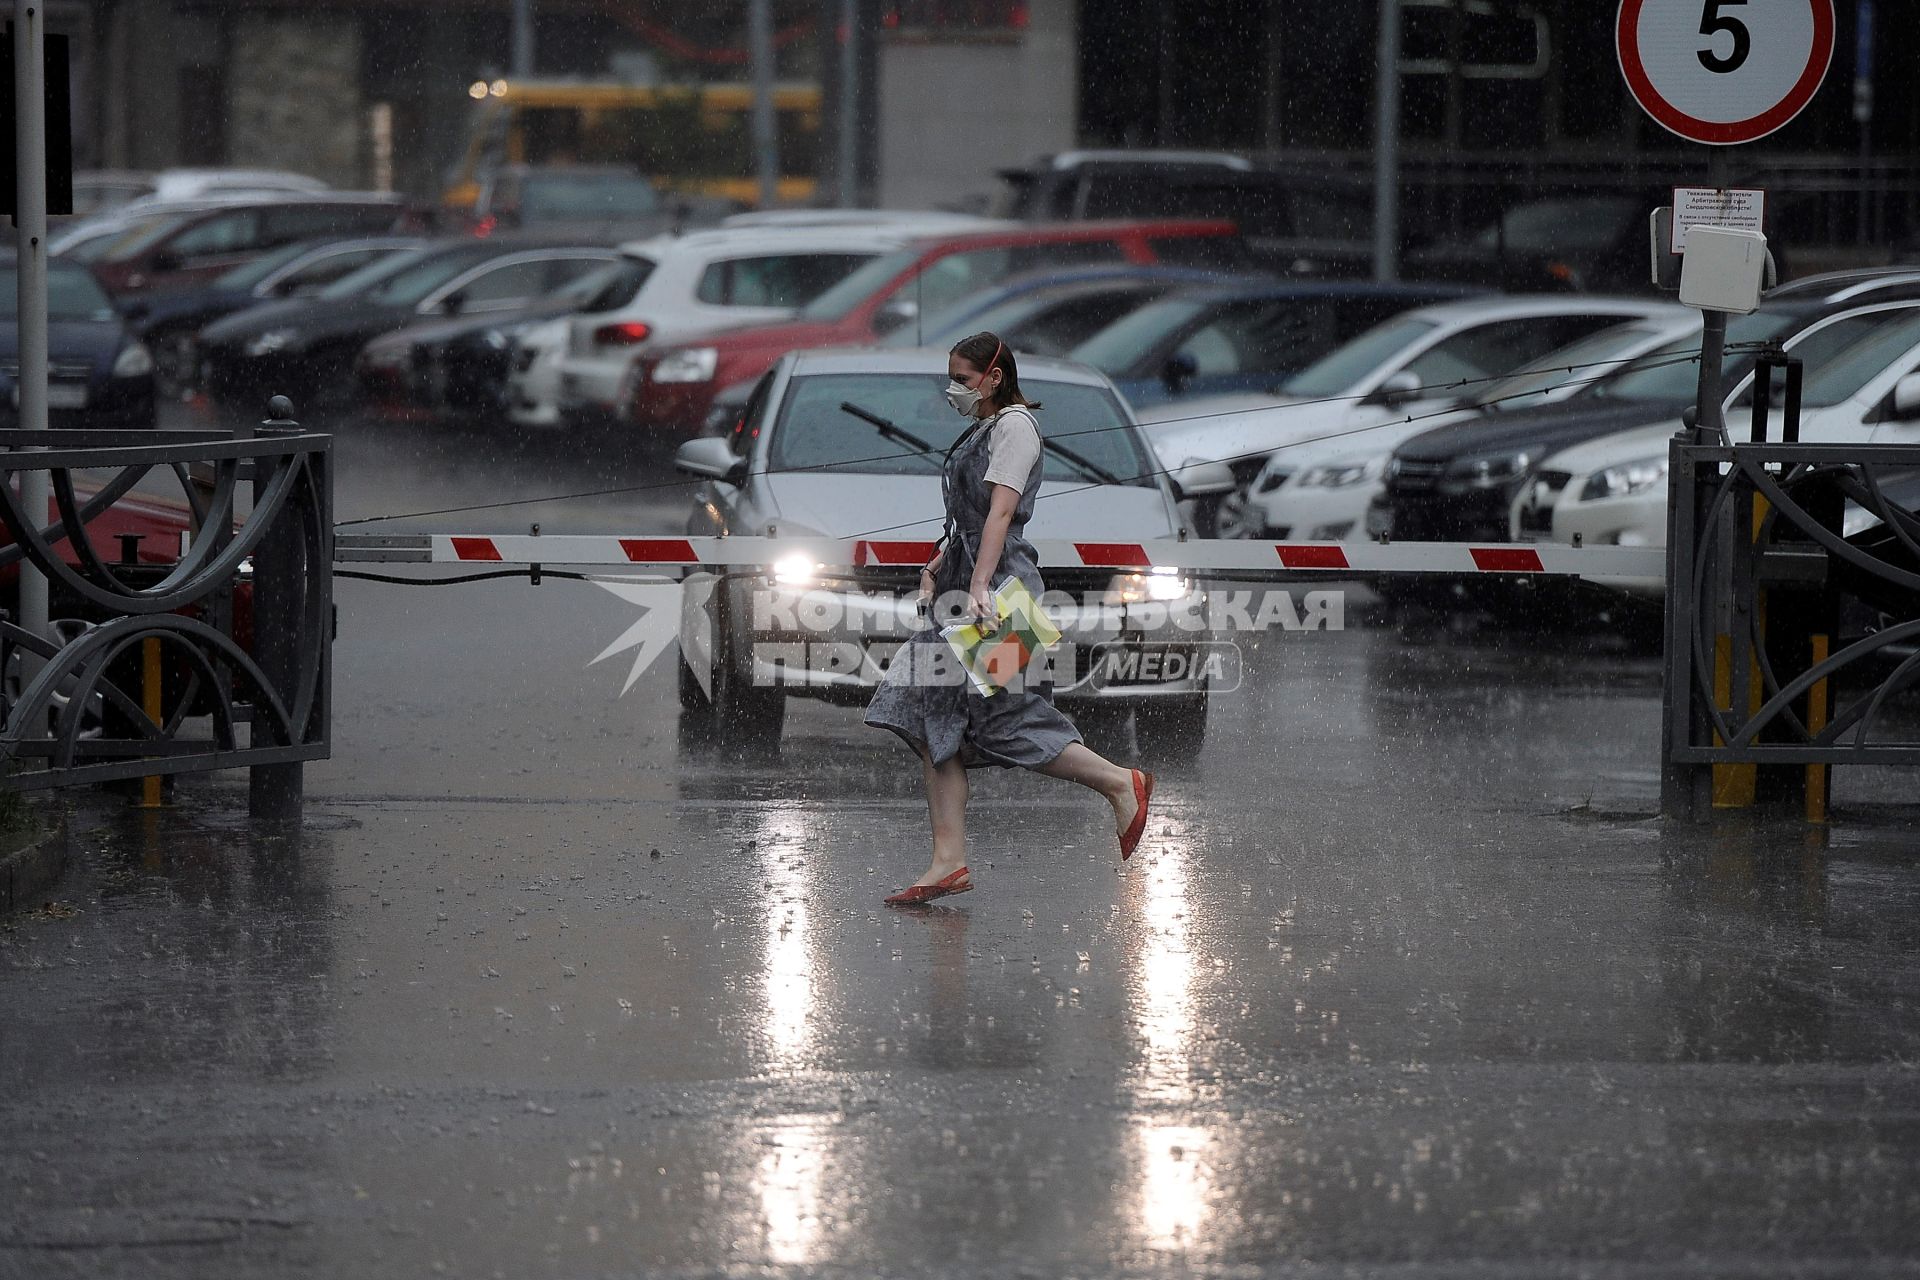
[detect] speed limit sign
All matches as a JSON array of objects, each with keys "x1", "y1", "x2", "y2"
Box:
[{"x1": 1617, "y1": 0, "x2": 1835, "y2": 144}]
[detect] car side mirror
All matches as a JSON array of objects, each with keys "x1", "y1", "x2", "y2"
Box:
[
  {"x1": 1890, "y1": 372, "x2": 1920, "y2": 421},
  {"x1": 1368, "y1": 369, "x2": 1422, "y2": 406},
  {"x1": 1162, "y1": 351, "x2": 1199, "y2": 394},
  {"x1": 675, "y1": 436, "x2": 748, "y2": 485},
  {"x1": 1165, "y1": 458, "x2": 1236, "y2": 502},
  {"x1": 871, "y1": 297, "x2": 918, "y2": 338}
]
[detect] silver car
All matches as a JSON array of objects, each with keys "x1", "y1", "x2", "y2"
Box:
[{"x1": 672, "y1": 348, "x2": 1232, "y2": 759}]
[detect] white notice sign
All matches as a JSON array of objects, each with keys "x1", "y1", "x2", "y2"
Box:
[{"x1": 1671, "y1": 187, "x2": 1766, "y2": 253}]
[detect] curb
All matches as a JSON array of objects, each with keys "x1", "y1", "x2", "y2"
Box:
[{"x1": 1, "y1": 804, "x2": 70, "y2": 915}]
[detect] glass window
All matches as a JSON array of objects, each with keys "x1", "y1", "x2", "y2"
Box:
[
  {"x1": 1468, "y1": 320, "x2": 1681, "y2": 409},
  {"x1": 770, "y1": 373, "x2": 1154, "y2": 486},
  {"x1": 556, "y1": 256, "x2": 656, "y2": 312},
  {"x1": 358, "y1": 249, "x2": 499, "y2": 307},
  {"x1": 213, "y1": 241, "x2": 321, "y2": 291},
  {"x1": 274, "y1": 247, "x2": 395, "y2": 294},
  {"x1": 320, "y1": 247, "x2": 434, "y2": 300},
  {"x1": 1147, "y1": 235, "x2": 1255, "y2": 269},
  {"x1": 1281, "y1": 316, "x2": 1440, "y2": 398},
  {"x1": 448, "y1": 258, "x2": 561, "y2": 309},
  {"x1": 1001, "y1": 290, "x2": 1164, "y2": 357},
  {"x1": 1787, "y1": 310, "x2": 1920, "y2": 408},
  {"x1": 1172, "y1": 299, "x2": 1354, "y2": 379},
  {"x1": 86, "y1": 212, "x2": 198, "y2": 265},
  {"x1": 1071, "y1": 298, "x2": 1208, "y2": 376},
  {"x1": 798, "y1": 249, "x2": 918, "y2": 321},
  {"x1": 0, "y1": 263, "x2": 118, "y2": 322},
  {"x1": 1592, "y1": 312, "x2": 1795, "y2": 404},
  {"x1": 695, "y1": 252, "x2": 872, "y2": 307},
  {"x1": 164, "y1": 210, "x2": 261, "y2": 260},
  {"x1": 262, "y1": 203, "x2": 393, "y2": 244},
  {"x1": 1401, "y1": 316, "x2": 1614, "y2": 388}
]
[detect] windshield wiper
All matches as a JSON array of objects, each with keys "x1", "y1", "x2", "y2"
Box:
[
  {"x1": 840, "y1": 400, "x2": 1126, "y2": 486},
  {"x1": 840, "y1": 401, "x2": 941, "y2": 465},
  {"x1": 1040, "y1": 437, "x2": 1126, "y2": 487}
]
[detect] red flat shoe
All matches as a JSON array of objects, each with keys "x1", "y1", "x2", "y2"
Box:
[
  {"x1": 885, "y1": 866, "x2": 972, "y2": 906},
  {"x1": 1118, "y1": 769, "x2": 1154, "y2": 861}
]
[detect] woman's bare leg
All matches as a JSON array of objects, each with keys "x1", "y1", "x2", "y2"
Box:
[
  {"x1": 912, "y1": 750, "x2": 971, "y2": 887},
  {"x1": 1035, "y1": 742, "x2": 1139, "y2": 838}
]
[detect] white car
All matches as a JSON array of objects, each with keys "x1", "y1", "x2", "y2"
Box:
[
  {"x1": 504, "y1": 317, "x2": 572, "y2": 427},
  {"x1": 1251, "y1": 305, "x2": 1697, "y2": 541},
  {"x1": 550, "y1": 222, "x2": 975, "y2": 422},
  {"x1": 672, "y1": 348, "x2": 1229, "y2": 759},
  {"x1": 1519, "y1": 299, "x2": 1920, "y2": 597},
  {"x1": 1144, "y1": 295, "x2": 1672, "y2": 537}
]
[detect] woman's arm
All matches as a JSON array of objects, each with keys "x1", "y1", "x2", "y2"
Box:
[{"x1": 968, "y1": 484, "x2": 1021, "y2": 621}]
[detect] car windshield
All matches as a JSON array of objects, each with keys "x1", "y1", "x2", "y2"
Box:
[
  {"x1": 553, "y1": 255, "x2": 655, "y2": 311},
  {"x1": 1070, "y1": 298, "x2": 1208, "y2": 374},
  {"x1": 768, "y1": 372, "x2": 1156, "y2": 486},
  {"x1": 319, "y1": 247, "x2": 433, "y2": 299},
  {"x1": 1780, "y1": 308, "x2": 1920, "y2": 407},
  {"x1": 1281, "y1": 316, "x2": 1438, "y2": 398},
  {"x1": 1468, "y1": 320, "x2": 1683, "y2": 408},
  {"x1": 1590, "y1": 312, "x2": 1796, "y2": 404},
  {"x1": 213, "y1": 241, "x2": 321, "y2": 291},
  {"x1": 73, "y1": 212, "x2": 192, "y2": 264},
  {"x1": 797, "y1": 249, "x2": 917, "y2": 321},
  {"x1": 318, "y1": 247, "x2": 497, "y2": 308},
  {"x1": 0, "y1": 263, "x2": 119, "y2": 322},
  {"x1": 516, "y1": 172, "x2": 660, "y2": 220}
]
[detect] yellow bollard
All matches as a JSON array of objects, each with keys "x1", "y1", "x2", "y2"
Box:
[{"x1": 140, "y1": 636, "x2": 163, "y2": 809}]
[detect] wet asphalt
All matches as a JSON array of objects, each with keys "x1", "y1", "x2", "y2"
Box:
[{"x1": 4, "y1": 415, "x2": 1920, "y2": 1278}]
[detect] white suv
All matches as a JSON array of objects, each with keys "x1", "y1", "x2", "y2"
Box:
[{"x1": 547, "y1": 225, "x2": 934, "y2": 422}]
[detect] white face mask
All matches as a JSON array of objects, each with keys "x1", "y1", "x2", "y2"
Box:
[{"x1": 944, "y1": 379, "x2": 981, "y2": 417}]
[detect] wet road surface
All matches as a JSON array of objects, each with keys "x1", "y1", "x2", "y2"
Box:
[{"x1": 5, "y1": 415, "x2": 1920, "y2": 1278}]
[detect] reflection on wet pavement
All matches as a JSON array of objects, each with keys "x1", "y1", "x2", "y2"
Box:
[{"x1": 5, "y1": 421, "x2": 1920, "y2": 1275}]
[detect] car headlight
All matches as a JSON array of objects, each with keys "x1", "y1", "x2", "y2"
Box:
[
  {"x1": 1578, "y1": 456, "x2": 1668, "y2": 502},
  {"x1": 1106, "y1": 567, "x2": 1191, "y2": 604},
  {"x1": 1296, "y1": 461, "x2": 1372, "y2": 489},
  {"x1": 652, "y1": 347, "x2": 718, "y2": 384},
  {"x1": 111, "y1": 342, "x2": 153, "y2": 378},
  {"x1": 243, "y1": 328, "x2": 298, "y2": 357},
  {"x1": 1255, "y1": 466, "x2": 1292, "y2": 494},
  {"x1": 1445, "y1": 450, "x2": 1532, "y2": 490},
  {"x1": 771, "y1": 552, "x2": 819, "y2": 586}
]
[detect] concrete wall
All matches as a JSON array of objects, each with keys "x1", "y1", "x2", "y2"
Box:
[
  {"x1": 873, "y1": 0, "x2": 1076, "y2": 209},
  {"x1": 226, "y1": 13, "x2": 366, "y2": 187}
]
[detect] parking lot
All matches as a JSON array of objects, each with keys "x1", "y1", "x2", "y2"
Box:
[{"x1": 5, "y1": 408, "x2": 1920, "y2": 1277}]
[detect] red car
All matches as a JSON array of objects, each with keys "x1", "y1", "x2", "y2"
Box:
[{"x1": 578, "y1": 219, "x2": 1250, "y2": 436}]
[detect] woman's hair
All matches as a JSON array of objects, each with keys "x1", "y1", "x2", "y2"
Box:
[{"x1": 951, "y1": 331, "x2": 1041, "y2": 412}]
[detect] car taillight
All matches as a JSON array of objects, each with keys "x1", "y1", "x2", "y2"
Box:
[{"x1": 595, "y1": 322, "x2": 652, "y2": 346}]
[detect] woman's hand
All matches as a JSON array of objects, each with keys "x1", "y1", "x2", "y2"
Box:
[{"x1": 968, "y1": 580, "x2": 998, "y2": 630}]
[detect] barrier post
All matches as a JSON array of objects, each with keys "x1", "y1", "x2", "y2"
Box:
[
  {"x1": 248, "y1": 398, "x2": 305, "y2": 824},
  {"x1": 1661, "y1": 434, "x2": 1713, "y2": 820}
]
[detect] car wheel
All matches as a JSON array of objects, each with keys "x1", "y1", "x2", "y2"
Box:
[
  {"x1": 1194, "y1": 482, "x2": 1263, "y2": 540},
  {"x1": 1133, "y1": 695, "x2": 1207, "y2": 764},
  {"x1": 711, "y1": 579, "x2": 785, "y2": 753}
]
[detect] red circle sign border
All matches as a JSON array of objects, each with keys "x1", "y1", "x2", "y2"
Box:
[{"x1": 1615, "y1": 0, "x2": 1835, "y2": 145}]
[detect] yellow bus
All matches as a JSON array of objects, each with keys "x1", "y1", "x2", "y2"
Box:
[{"x1": 443, "y1": 79, "x2": 823, "y2": 211}]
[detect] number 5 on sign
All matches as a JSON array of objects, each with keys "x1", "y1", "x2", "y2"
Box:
[
  {"x1": 1697, "y1": 0, "x2": 1751, "y2": 72},
  {"x1": 1617, "y1": 0, "x2": 1834, "y2": 144}
]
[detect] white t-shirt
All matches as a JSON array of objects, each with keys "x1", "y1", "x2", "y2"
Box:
[{"x1": 979, "y1": 406, "x2": 1043, "y2": 492}]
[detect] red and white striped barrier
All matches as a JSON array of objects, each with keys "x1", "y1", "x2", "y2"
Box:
[{"x1": 334, "y1": 533, "x2": 1666, "y2": 580}]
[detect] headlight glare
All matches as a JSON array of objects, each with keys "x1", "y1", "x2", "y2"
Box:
[
  {"x1": 111, "y1": 342, "x2": 153, "y2": 378},
  {"x1": 652, "y1": 347, "x2": 719, "y2": 384},
  {"x1": 1579, "y1": 456, "x2": 1668, "y2": 502},
  {"x1": 771, "y1": 552, "x2": 818, "y2": 586}
]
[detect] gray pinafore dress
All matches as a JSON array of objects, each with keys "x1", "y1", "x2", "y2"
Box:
[{"x1": 864, "y1": 406, "x2": 1084, "y2": 769}]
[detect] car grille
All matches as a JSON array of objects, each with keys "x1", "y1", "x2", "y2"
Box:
[
  {"x1": 1388, "y1": 458, "x2": 1447, "y2": 492},
  {"x1": 1515, "y1": 470, "x2": 1572, "y2": 537}
]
